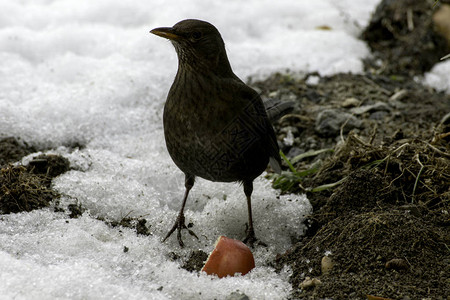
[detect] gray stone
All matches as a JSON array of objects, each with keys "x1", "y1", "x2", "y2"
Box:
[
  {"x1": 315, "y1": 109, "x2": 362, "y2": 136},
  {"x1": 350, "y1": 101, "x2": 391, "y2": 115},
  {"x1": 341, "y1": 97, "x2": 361, "y2": 108},
  {"x1": 225, "y1": 291, "x2": 250, "y2": 300},
  {"x1": 369, "y1": 110, "x2": 389, "y2": 120}
]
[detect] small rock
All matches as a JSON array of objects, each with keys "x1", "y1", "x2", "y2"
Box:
[
  {"x1": 181, "y1": 250, "x2": 208, "y2": 272},
  {"x1": 369, "y1": 111, "x2": 389, "y2": 120},
  {"x1": 389, "y1": 89, "x2": 408, "y2": 102},
  {"x1": 282, "y1": 128, "x2": 295, "y2": 146},
  {"x1": 315, "y1": 109, "x2": 362, "y2": 136},
  {"x1": 433, "y1": 4, "x2": 450, "y2": 45},
  {"x1": 389, "y1": 99, "x2": 407, "y2": 109},
  {"x1": 341, "y1": 97, "x2": 361, "y2": 108},
  {"x1": 305, "y1": 89, "x2": 322, "y2": 103},
  {"x1": 321, "y1": 256, "x2": 334, "y2": 274},
  {"x1": 304, "y1": 136, "x2": 318, "y2": 149},
  {"x1": 287, "y1": 147, "x2": 304, "y2": 158},
  {"x1": 268, "y1": 91, "x2": 278, "y2": 98},
  {"x1": 299, "y1": 277, "x2": 321, "y2": 289},
  {"x1": 385, "y1": 258, "x2": 409, "y2": 271},
  {"x1": 279, "y1": 125, "x2": 299, "y2": 135},
  {"x1": 305, "y1": 75, "x2": 320, "y2": 85},
  {"x1": 399, "y1": 204, "x2": 422, "y2": 217},
  {"x1": 350, "y1": 102, "x2": 391, "y2": 115},
  {"x1": 440, "y1": 111, "x2": 450, "y2": 125},
  {"x1": 367, "y1": 295, "x2": 393, "y2": 300},
  {"x1": 225, "y1": 291, "x2": 250, "y2": 300}
]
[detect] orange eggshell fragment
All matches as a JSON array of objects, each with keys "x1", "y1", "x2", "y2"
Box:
[{"x1": 201, "y1": 236, "x2": 255, "y2": 278}]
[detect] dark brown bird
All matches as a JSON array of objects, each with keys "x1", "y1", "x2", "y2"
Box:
[{"x1": 151, "y1": 19, "x2": 285, "y2": 247}]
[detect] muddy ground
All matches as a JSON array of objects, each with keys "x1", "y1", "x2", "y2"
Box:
[
  {"x1": 262, "y1": 71, "x2": 449, "y2": 299},
  {"x1": 1, "y1": 0, "x2": 449, "y2": 299},
  {"x1": 260, "y1": 1, "x2": 450, "y2": 298}
]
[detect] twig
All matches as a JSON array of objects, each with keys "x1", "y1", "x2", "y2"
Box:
[
  {"x1": 412, "y1": 154, "x2": 425, "y2": 203},
  {"x1": 383, "y1": 167, "x2": 406, "y2": 192},
  {"x1": 425, "y1": 142, "x2": 450, "y2": 158},
  {"x1": 369, "y1": 124, "x2": 378, "y2": 145},
  {"x1": 406, "y1": 8, "x2": 414, "y2": 31},
  {"x1": 339, "y1": 116, "x2": 352, "y2": 143},
  {"x1": 350, "y1": 132, "x2": 372, "y2": 147},
  {"x1": 391, "y1": 142, "x2": 410, "y2": 155},
  {"x1": 280, "y1": 114, "x2": 311, "y2": 122}
]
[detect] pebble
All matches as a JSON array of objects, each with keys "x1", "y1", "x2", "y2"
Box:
[
  {"x1": 225, "y1": 292, "x2": 250, "y2": 300},
  {"x1": 321, "y1": 256, "x2": 334, "y2": 274},
  {"x1": 385, "y1": 258, "x2": 409, "y2": 271},
  {"x1": 341, "y1": 97, "x2": 361, "y2": 108},
  {"x1": 287, "y1": 147, "x2": 304, "y2": 158},
  {"x1": 369, "y1": 111, "x2": 389, "y2": 120},
  {"x1": 350, "y1": 102, "x2": 391, "y2": 115},
  {"x1": 315, "y1": 109, "x2": 362, "y2": 136},
  {"x1": 299, "y1": 277, "x2": 322, "y2": 289}
]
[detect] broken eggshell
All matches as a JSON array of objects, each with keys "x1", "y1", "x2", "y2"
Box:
[{"x1": 201, "y1": 236, "x2": 255, "y2": 278}]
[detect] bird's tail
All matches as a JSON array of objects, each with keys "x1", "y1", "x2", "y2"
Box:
[{"x1": 269, "y1": 156, "x2": 282, "y2": 174}]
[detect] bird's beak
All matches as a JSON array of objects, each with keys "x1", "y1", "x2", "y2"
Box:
[{"x1": 150, "y1": 27, "x2": 181, "y2": 41}]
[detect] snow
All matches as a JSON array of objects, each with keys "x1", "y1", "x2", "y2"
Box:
[
  {"x1": 424, "y1": 60, "x2": 450, "y2": 92},
  {"x1": 1, "y1": 0, "x2": 448, "y2": 299}
]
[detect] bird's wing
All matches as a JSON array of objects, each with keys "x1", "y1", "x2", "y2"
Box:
[{"x1": 233, "y1": 82, "x2": 282, "y2": 173}]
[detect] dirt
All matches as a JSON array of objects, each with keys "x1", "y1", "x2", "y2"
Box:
[
  {"x1": 0, "y1": 137, "x2": 36, "y2": 166},
  {"x1": 252, "y1": 1, "x2": 450, "y2": 298},
  {"x1": 361, "y1": 0, "x2": 449, "y2": 76},
  {"x1": 0, "y1": 142, "x2": 70, "y2": 214},
  {"x1": 253, "y1": 68, "x2": 450, "y2": 298},
  {"x1": 1, "y1": 0, "x2": 449, "y2": 299}
]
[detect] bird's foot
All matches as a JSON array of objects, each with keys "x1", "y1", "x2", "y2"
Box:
[
  {"x1": 243, "y1": 224, "x2": 267, "y2": 248},
  {"x1": 162, "y1": 213, "x2": 198, "y2": 247}
]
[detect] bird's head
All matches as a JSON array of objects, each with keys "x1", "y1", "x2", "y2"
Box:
[{"x1": 151, "y1": 19, "x2": 233, "y2": 76}]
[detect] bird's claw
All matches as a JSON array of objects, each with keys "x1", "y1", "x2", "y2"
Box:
[
  {"x1": 162, "y1": 214, "x2": 198, "y2": 247},
  {"x1": 243, "y1": 224, "x2": 267, "y2": 248}
]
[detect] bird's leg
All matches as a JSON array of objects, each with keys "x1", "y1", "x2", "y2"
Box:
[
  {"x1": 242, "y1": 180, "x2": 267, "y2": 247},
  {"x1": 162, "y1": 174, "x2": 198, "y2": 247}
]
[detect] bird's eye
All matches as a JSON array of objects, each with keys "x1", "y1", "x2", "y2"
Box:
[{"x1": 191, "y1": 31, "x2": 202, "y2": 40}]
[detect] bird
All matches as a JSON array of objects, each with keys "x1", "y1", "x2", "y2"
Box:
[{"x1": 150, "y1": 19, "x2": 286, "y2": 247}]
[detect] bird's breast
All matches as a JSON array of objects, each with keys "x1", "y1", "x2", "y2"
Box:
[{"x1": 162, "y1": 72, "x2": 269, "y2": 182}]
